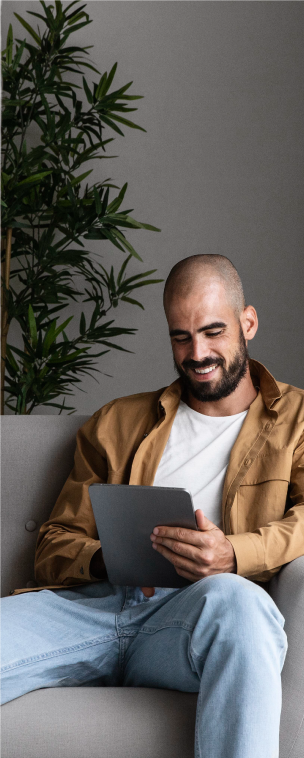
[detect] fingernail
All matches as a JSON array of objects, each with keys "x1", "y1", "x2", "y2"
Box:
[
  {"x1": 150, "y1": 534, "x2": 156, "y2": 541},
  {"x1": 152, "y1": 543, "x2": 157, "y2": 549},
  {"x1": 153, "y1": 527, "x2": 159, "y2": 535}
]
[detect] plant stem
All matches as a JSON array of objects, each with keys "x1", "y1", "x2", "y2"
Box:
[{"x1": 1, "y1": 227, "x2": 13, "y2": 415}]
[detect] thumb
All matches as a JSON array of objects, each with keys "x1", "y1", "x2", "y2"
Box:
[{"x1": 195, "y1": 509, "x2": 217, "y2": 531}]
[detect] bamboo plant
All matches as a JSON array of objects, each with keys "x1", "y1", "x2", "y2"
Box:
[{"x1": 1, "y1": 0, "x2": 161, "y2": 414}]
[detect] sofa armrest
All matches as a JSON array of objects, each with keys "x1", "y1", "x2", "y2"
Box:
[{"x1": 269, "y1": 557, "x2": 304, "y2": 758}]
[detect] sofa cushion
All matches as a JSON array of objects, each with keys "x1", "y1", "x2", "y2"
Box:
[
  {"x1": 1, "y1": 687, "x2": 197, "y2": 758},
  {"x1": 1, "y1": 416, "x2": 89, "y2": 597}
]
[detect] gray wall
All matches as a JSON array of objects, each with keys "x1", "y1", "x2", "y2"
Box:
[{"x1": 2, "y1": 1, "x2": 304, "y2": 415}]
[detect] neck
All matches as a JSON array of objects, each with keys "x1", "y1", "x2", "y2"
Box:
[{"x1": 186, "y1": 365, "x2": 258, "y2": 417}]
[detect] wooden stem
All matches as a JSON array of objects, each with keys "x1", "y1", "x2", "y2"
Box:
[{"x1": 1, "y1": 228, "x2": 12, "y2": 415}]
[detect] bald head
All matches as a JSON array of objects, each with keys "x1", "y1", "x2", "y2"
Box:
[{"x1": 163, "y1": 255, "x2": 245, "y2": 317}]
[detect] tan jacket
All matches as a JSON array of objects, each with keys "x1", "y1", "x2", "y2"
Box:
[{"x1": 13, "y1": 360, "x2": 304, "y2": 595}]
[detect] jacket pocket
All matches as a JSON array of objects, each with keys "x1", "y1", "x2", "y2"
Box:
[{"x1": 235, "y1": 449, "x2": 291, "y2": 533}]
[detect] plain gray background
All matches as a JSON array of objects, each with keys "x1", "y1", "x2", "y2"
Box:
[{"x1": 2, "y1": 0, "x2": 304, "y2": 414}]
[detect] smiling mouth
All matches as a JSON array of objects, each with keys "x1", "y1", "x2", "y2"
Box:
[{"x1": 193, "y1": 364, "x2": 218, "y2": 375}]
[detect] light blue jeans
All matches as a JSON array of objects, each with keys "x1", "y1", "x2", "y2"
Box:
[{"x1": 1, "y1": 573, "x2": 287, "y2": 758}]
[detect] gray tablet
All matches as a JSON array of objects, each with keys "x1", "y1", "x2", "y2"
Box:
[{"x1": 89, "y1": 484, "x2": 198, "y2": 588}]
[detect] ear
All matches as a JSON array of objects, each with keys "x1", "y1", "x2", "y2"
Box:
[{"x1": 241, "y1": 305, "x2": 258, "y2": 342}]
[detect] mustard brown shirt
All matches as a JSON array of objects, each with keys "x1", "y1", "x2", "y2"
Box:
[{"x1": 12, "y1": 359, "x2": 304, "y2": 594}]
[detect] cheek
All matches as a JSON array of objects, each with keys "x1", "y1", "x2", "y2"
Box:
[
  {"x1": 172, "y1": 345, "x2": 190, "y2": 365},
  {"x1": 171, "y1": 343, "x2": 183, "y2": 361}
]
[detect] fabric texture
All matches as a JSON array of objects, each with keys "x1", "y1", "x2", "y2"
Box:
[
  {"x1": 153, "y1": 400, "x2": 247, "y2": 528},
  {"x1": 0, "y1": 415, "x2": 89, "y2": 597},
  {"x1": 269, "y1": 556, "x2": 304, "y2": 758},
  {"x1": 10, "y1": 359, "x2": 304, "y2": 596},
  {"x1": 1, "y1": 688, "x2": 198, "y2": 758},
  {"x1": 1, "y1": 575, "x2": 287, "y2": 758}
]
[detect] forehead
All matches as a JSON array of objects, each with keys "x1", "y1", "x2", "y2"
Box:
[{"x1": 165, "y1": 279, "x2": 235, "y2": 326}]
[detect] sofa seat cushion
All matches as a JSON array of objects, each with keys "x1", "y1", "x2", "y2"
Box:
[{"x1": 1, "y1": 687, "x2": 198, "y2": 758}]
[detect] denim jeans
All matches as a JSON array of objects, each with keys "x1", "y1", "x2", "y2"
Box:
[{"x1": 1, "y1": 573, "x2": 287, "y2": 758}]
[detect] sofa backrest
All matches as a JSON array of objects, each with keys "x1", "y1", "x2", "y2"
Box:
[{"x1": 1, "y1": 416, "x2": 90, "y2": 597}]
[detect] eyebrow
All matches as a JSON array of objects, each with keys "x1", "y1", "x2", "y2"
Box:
[{"x1": 169, "y1": 322, "x2": 227, "y2": 337}]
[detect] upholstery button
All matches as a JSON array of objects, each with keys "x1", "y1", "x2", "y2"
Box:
[
  {"x1": 244, "y1": 458, "x2": 251, "y2": 467},
  {"x1": 25, "y1": 520, "x2": 37, "y2": 532}
]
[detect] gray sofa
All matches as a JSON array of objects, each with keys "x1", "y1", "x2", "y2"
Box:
[{"x1": 1, "y1": 416, "x2": 304, "y2": 758}]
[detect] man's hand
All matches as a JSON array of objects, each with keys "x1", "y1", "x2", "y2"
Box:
[
  {"x1": 149, "y1": 509, "x2": 237, "y2": 582},
  {"x1": 141, "y1": 587, "x2": 155, "y2": 597}
]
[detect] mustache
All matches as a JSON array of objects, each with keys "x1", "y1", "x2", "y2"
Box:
[{"x1": 182, "y1": 357, "x2": 224, "y2": 371}]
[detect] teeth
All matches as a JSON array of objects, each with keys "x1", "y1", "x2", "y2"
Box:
[{"x1": 194, "y1": 365, "x2": 217, "y2": 374}]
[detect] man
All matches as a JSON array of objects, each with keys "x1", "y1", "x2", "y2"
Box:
[{"x1": 2, "y1": 254, "x2": 304, "y2": 758}]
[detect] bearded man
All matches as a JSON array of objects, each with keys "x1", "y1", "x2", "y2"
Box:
[{"x1": 2, "y1": 254, "x2": 304, "y2": 758}]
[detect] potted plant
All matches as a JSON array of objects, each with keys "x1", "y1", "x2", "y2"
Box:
[{"x1": 1, "y1": 0, "x2": 161, "y2": 414}]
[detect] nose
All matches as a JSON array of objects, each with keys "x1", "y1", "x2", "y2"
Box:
[{"x1": 189, "y1": 335, "x2": 211, "y2": 363}]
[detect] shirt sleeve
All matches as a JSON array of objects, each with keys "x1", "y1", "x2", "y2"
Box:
[
  {"x1": 34, "y1": 411, "x2": 108, "y2": 587},
  {"x1": 226, "y1": 432, "x2": 304, "y2": 582}
]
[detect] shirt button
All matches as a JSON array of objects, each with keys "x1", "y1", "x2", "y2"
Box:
[
  {"x1": 244, "y1": 458, "x2": 251, "y2": 467},
  {"x1": 265, "y1": 422, "x2": 272, "y2": 431}
]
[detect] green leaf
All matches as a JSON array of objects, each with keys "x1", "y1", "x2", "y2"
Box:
[
  {"x1": 5, "y1": 345, "x2": 19, "y2": 372},
  {"x1": 117, "y1": 254, "x2": 132, "y2": 286},
  {"x1": 12, "y1": 39, "x2": 26, "y2": 70},
  {"x1": 82, "y1": 76, "x2": 93, "y2": 104},
  {"x1": 28, "y1": 305, "x2": 37, "y2": 349},
  {"x1": 121, "y1": 296, "x2": 144, "y2": 310},
  {"x1": 112, "y1": 230, "x2": 142, "y2": 261},
  {"x1": 97, "y1": 62, "x2": 118, "y2": 99},
  {"x1": 6, "y1": 24, "x2": 13, "y2": 65},
  {"x1": 108, "y1": 114, "x2": 146, "y2": 133},
  {"x1": 107, "y1": 182, "x2": 128, "y2": 213},
  {"x1": 93, "y1": 186, "x2": 102, "y2": 215},
  {"x1": 53, "y1": 316, "x2": 74, "y2": 340},
  {"x1": 95, "y1": 72, "x2": 107, "y2": 100},
  {"x1": 124, "y1": 279, "x2": 163, "y2": 290},
  {"x1": 14, "y1": 13, "x2": 41, "y2": 46},
  {"x1": 98, "y1": 114, "x2": 124, "y2": 136},
  {"x1": 79, "y1": 311, "x2": 86, "y2": 335},
  {"x1": 16, "y1": 171, "x2": 52, "y2": 188}
]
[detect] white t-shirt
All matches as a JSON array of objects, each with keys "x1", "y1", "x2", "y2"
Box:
[{"x1": 153, "y1": 400, "x2": 247, "y2": 529}]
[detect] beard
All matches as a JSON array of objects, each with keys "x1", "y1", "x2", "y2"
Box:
[{"x1": 174, "y1": 325, "x2": 249, "y2": 403}]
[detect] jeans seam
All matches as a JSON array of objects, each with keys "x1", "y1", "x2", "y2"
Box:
[
  {"x1": 1, "y1": 633, "x2": 119, "y2": 673},
  {"x1": 139, "y1": 620, "x2": 194, "y2": 634}
]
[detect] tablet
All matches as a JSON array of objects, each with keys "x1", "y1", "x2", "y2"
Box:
[{"x1": 89, "y1": 483, "x2": 198, "y2": 588}]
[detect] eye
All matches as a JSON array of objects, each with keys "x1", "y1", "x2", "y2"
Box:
[
  {"x1": 206, "y1": 330, "x2": 223, "y2": 337},
  {"x1": 174, "y1": 336, "x2": 190, "y2": 343}
]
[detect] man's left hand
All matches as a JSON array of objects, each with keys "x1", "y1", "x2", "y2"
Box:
[{"x1": 150, "y1": 509, "x2": 237, "y2": 582}]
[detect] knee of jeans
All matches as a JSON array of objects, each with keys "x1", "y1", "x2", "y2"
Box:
[{"x1": 195, "y1": 573, "x2": 286, "y2": 633}]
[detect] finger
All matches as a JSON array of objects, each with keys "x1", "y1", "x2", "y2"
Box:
[
  {"x1": 153, "y1": 541, "x2": 209, "y2": 575},
  {"x1": 151, "y1": 529, "x2": 215, "y2": 550},
  {"x1": 152, "y1": 536, "x2": 207, "y2": 564},
  {"x1": 195, "y1": 509, "x2": 218, "y2": 532},
  {"x1": 141, "y1": 587, "x2": 155, "y2": 597},
  {"x1": 152, "y1": 525, "x2": 208, "y2": 546}
]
